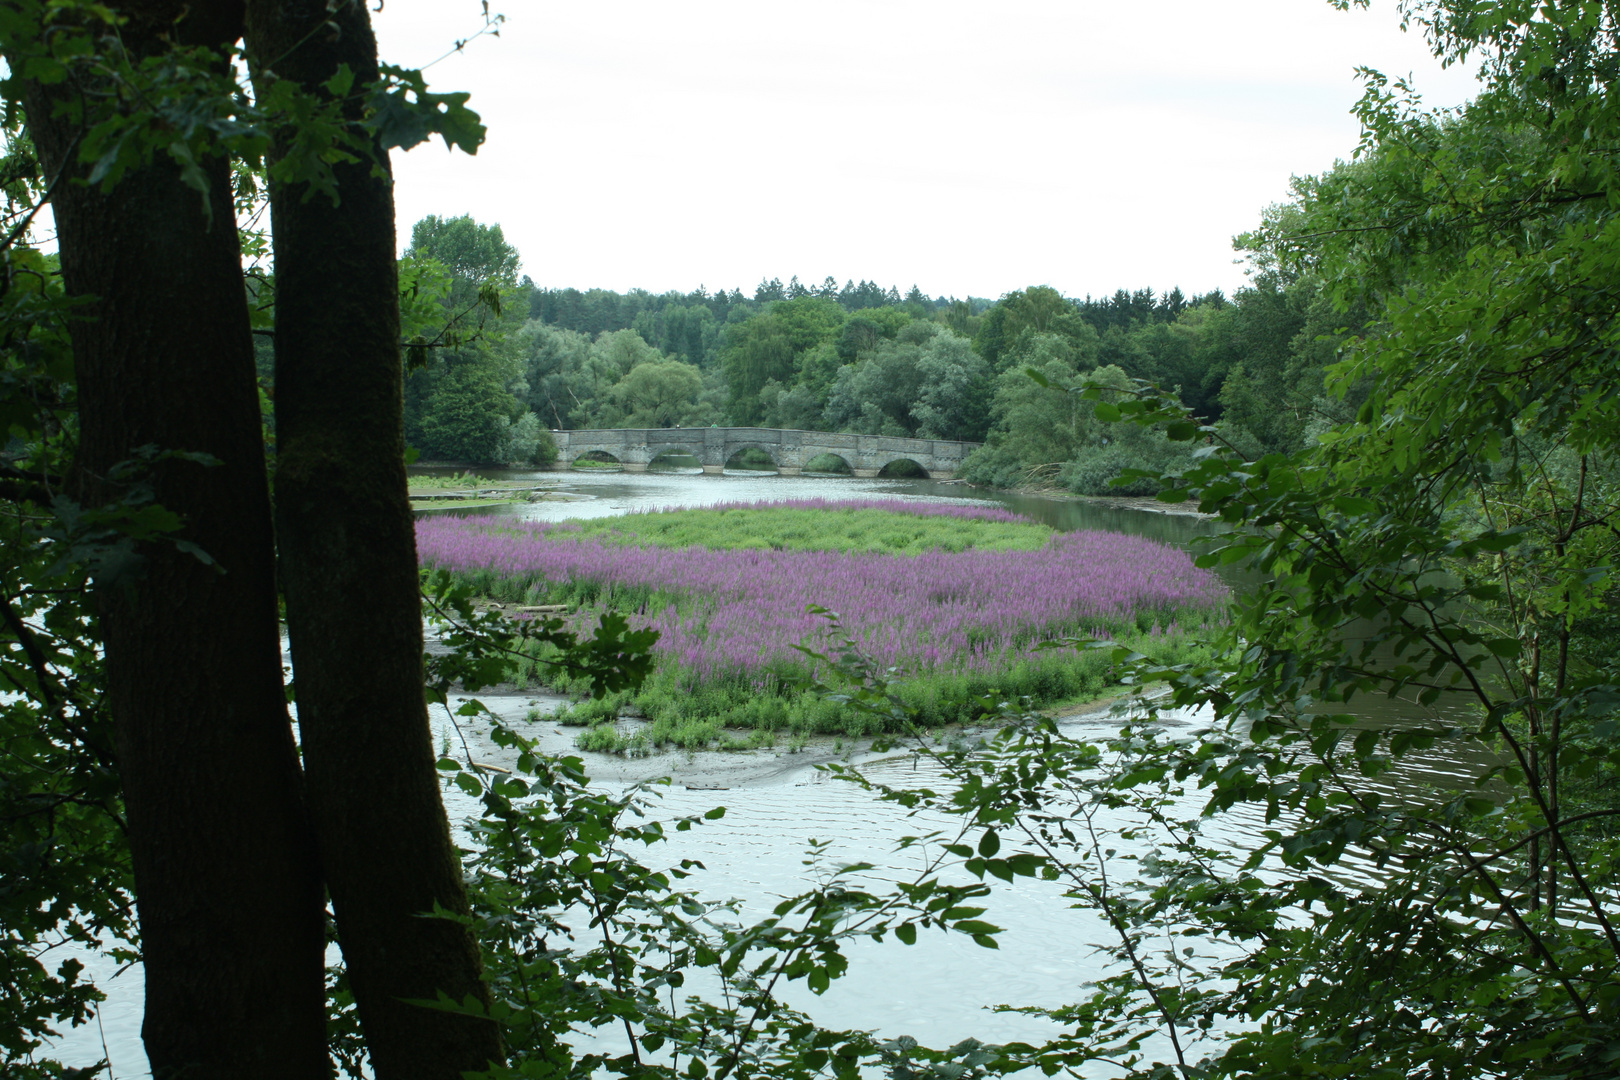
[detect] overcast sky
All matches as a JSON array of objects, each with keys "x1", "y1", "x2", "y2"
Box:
[{"x1": 373, "y1": 0, "x2": 1478, "y2": 302}]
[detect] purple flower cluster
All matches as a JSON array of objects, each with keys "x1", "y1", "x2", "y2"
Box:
[{"x1": 416, "y1": 509, "x2": 1226, "y2": 682}]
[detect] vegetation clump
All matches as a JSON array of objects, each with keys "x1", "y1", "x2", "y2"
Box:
[
  {"x1": 563, "y1": 498, "x2": 1054, "y2": 555},
  {"x1": 418, "y1": 500, "x2": 1226, "y2": 747}
]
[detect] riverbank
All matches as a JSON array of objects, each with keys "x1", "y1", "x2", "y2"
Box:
[
  {"x1": 408, "y1": 475, "x2": 592, "y2": 512},
  {"x1": 969, "y1": 482, "x2": 1217, "y2": 519},
  {"x1": 433, "y1": 681, "x2": 1172, "y2": 790}
]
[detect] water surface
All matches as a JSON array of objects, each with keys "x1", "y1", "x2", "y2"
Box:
[{"x1": 43, "y1": 470, "x2": 1486, "y2": 1076}]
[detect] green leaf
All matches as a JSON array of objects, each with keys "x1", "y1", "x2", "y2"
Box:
[
  {"x1": 324, "y1": 63, "x2": 356, "y2": 99},
  {"x1": 1333, "y1": 495, "x2": 1377, "y2": 516},
  {"x1": 953, "y1": 920, "x2": 1002, "y2": 936}
]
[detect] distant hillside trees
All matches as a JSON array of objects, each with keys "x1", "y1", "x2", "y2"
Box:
[
  {"x1": 404, "y1": 225, "x2": 1347, "y2": 481},
  {"x1": 958, "y1": 276, "x2": 1362, "y2": 493},
  {"x1": 400, "y1": 214, "x2": 556, "y2": 465}
]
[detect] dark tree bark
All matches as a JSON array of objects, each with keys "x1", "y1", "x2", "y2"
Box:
[
  {"x1": 14, "y1": 4, "x2": 330, "y2": 1077},
  {"x1": 242, "y1": 2, "x2": 502, "y2": 1075}
]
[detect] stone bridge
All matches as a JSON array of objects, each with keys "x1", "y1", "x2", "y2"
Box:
[{"x1": 547, "y1": 427, "x2": 979, "y2": 479}]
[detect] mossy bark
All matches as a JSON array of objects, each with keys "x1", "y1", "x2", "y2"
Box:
[
  {"x1": 244, "y1": 2, "x2": 502, "y2": 1076},
  {"x1": 15, "y1": 3, "x2": 330, "y2": 1076}
]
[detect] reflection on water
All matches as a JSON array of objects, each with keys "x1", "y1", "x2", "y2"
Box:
[{"x1": 45, "y1": 472, "x2": 1497, "y2": 1075}]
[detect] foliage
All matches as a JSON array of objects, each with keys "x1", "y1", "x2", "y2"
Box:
[
  {"x1": 0, "y1": 246, "x2": 136, "y2": 1080},
  {"x1": 389, "y1": 588, "x2": 1021, "y2": 1080},
  {"x1": 416, "y1": 360, "x2": 513, "y2": 463},
  {"x1": 960, "y1": 349, "x2": 1194, "y2": 496},
  {"x1": 408, "y1": 470, "x2": 486, "y2": 490},
  {"x1": 515, "y1": 276, "x2": 1267, "y2": 455},
  {"x1": 519, "y1": 322, "x2": 724, "y2": 433},
  {"x1": 972, "y1": 286, "x2": 1095, "y2": 372},
  {"x1": 0, "y1": 0, "x2": 483, "y2": 219},
  {"x1": 0, "y1": 13, "x2": 650, "y2": 1073},
  {"x1": 420, "y1": 708, "x2": 1016, "y2": 1080},
  {"x1": 546, "y1": 639, "x2": 1213, "y2": 751},
  {"x1": 719, "y1": 310, "x2": 807, "y2": 425},
  {"x1": 891, "y1": 4, "x2": 1620, "y2": 1066},
  {"x1": 961, "y1": 277, "x2": 1359, "y2": 493},
  {"x1": 820, "y1": 323, "x2": 990, "y2": 440},
  {"x1": 408, "y1": 214, "x2": 520, "y2": 291},
  {"x1": 606, "y1": 358, "x2": 708, "y2": 429},
  {"x1": 494, "y1": 412, "x2": 558, "y2": 466},
  {"x1": 401, "y1": 213, "x2": 549, "y2": 464},
  {"x1": 27, "y1": 0, "x2": 1620, "y2": 1074},
  {"x1": 422, "y1": 572, "x2": 657, "y2": 703}
]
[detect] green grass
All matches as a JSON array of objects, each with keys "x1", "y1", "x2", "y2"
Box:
[
  {"x1": 562, "y1": 505, "x2": 1054, "y2": 556},
  {"x1": 524, "y1": 631, "x2": 1211, "y2": 754}
]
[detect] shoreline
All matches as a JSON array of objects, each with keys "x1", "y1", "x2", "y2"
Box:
[
  {"x1": 433, "y1": 681, "x2": 1172, "y2": 791},
  {"x1": 978, "y1": 484, "x2": 1217, "y2": 519},
  {"x1": 404, "y1": 463, "x2": 1217, "y2": 521}
]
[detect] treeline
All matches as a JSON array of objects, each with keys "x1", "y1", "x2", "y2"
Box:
[
  {"x1": 388, "y1": 215, "x2": 1348, "y2": 493},
  {"x1": 960, "y1": 275, "x2": 1360, "y2": 493},
  {"x1": 527, "y1": 275, "x2": 994, "y2": 351}
]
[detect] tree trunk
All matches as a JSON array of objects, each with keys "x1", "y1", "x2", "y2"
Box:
[
  {"x1": 15, "y1": 4, "x2": 330, "y2": 1077},
  {"x1": 242, "y1": 3, "x2": 502, "y2": 1075}
]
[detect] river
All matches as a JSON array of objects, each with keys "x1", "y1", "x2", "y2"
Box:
[{"x1": 41, "y1": 467, "x2": 1486, "y2": 1076}]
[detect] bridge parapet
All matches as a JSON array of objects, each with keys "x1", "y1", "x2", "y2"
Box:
[{"x1": 548, "y1": 427, "x2": 979, "y2": 479}]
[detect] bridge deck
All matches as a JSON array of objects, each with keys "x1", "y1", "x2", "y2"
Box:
[{"x1": 548, "y1": 426, "x2": 979, "y2": 478}]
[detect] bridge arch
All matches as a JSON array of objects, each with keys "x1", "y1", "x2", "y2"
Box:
[
  {"x1": 876, "y1": 457, "x2": 930, "y2": 478},
  {"x1": 723, "y1": 443, "x2": 781, "y2": 472},
  {"x1": 569, "y1": 449, "x2": 622, "y2": 469},
  {"x1": 645, "y1": 441, "x2": 705, "y2": 463},
  {"x1": 802, "y1": 452, "x2": 853, "y2": 475}
]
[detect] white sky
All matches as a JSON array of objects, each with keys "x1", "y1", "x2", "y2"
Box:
[{"x1": 375, "y1": 0, "x2": 1478, "y2": 302}]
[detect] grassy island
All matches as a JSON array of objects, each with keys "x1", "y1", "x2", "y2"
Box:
[{"x1": 417, "y1": 499, "x2": 1227, "y2": 751}]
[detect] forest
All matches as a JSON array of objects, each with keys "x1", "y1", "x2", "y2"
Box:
[
  {"x1": 9, "y1": 0, "x2": 1620, "y2": 1079},
  {"x1": 396, "y1": 213, "x2": 1317, "y2": 499},
  {"x1": 392, "y1": 217, "x2": 1260, "y2": 489}
]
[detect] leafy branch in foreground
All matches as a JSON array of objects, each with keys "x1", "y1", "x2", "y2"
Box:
[
  {"x1": 421, "y1": 568, "x2": 658, "y2": 703},
  {"x1": 406, "y1": 599, "x2": 1014, "y2": 1080},
  {"x1": 792, "y1": 567, "x2": 1620, "y2": 1077}
]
